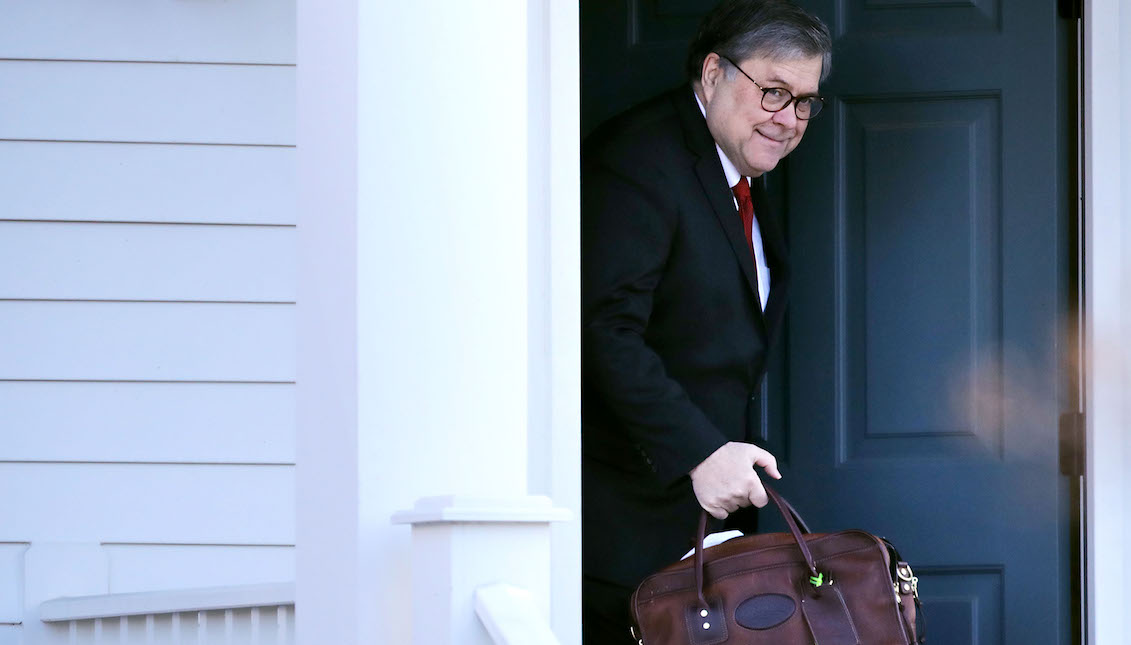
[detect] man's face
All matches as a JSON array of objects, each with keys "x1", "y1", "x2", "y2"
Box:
[{"x1": 699, "y1": 53, "x2": 823, "y2": 177}]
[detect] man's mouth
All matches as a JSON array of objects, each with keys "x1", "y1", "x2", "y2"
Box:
[{"x1": 756, "y1": 130, "x2": 788, "y2": 144}]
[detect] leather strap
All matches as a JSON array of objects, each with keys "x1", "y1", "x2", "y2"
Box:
[
  {"x1": 692, "y1": 484, "x2": 819, "y2": 608},
  {"x1": 914, "y1": 596, "x2": 927, "y2": 643},
  {"x1": 773, "y1": 488, "x2": 812, "y2": 534},
  {"x1": 694, "y1": 511, "x2": 709, "y2": 609},
  {"x1": 764, "y1": 485, "x2": 819, "y2": 578}
]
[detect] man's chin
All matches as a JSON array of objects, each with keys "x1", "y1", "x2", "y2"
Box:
[{"x1": 744, "y1": 158, "x2": 781, "y2": 177}]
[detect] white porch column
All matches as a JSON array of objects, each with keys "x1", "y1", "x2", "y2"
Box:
[{"x1": 297, "y1": 1, "x2": 581, "y2": 644}]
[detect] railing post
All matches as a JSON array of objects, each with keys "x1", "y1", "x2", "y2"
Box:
[{"x1": 392, "y1": 496, "x2": 570, "y2": 645}]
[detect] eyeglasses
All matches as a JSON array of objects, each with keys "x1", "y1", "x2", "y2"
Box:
[{"x1": 719, "y1": 55, "x2": 825, "y2": 120}]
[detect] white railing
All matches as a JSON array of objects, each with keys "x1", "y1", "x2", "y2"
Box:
[
  {"x1": 475, "y1": 583, "x2": 561, "y2": 645},
  {"x1": 39, "y1": 583, "x2": 294, "y2": 645}
]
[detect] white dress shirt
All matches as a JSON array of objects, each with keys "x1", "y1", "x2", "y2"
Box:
[{"x1": 695, "y1": 93, "x2": 771, "y2": 311}]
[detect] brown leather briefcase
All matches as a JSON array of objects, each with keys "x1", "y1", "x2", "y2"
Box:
[{"x1": 629, "y1": 486, "x2": 924, "y2": 644}]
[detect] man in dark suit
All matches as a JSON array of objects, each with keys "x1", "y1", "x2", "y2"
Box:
[{"x1": 581, "y1": 1, "x2": 832, "y2": 641}]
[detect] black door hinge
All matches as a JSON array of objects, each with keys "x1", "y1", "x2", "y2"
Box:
[
  {"x1": 1059, "y1": 412, "x2": 1085, "y2": 476},
  {"x1": 1059, "y1": 0, "x2": 1082, "y2": 20}
]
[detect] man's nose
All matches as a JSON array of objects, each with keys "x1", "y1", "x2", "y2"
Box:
[{"x1": 771, "y1": 104, "x2": 798, "y2": 129}]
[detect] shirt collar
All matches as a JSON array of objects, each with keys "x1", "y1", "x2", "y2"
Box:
[{"x1": 694, "y1": 90, "x2": 745, "y2": 189}]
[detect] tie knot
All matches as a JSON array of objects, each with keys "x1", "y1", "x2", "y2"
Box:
[{"x1": 731, "y1": 177, "x2": 752, "y2": 205}]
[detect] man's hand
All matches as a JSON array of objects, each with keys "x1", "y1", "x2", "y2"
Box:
[{"x1": 689, "y1": 442, "x2": 781, "y2": 519}]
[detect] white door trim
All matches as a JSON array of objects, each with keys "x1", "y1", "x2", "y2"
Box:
[{"x1": 1083, "y1": 0, "x2": 1130, "y2": 641}]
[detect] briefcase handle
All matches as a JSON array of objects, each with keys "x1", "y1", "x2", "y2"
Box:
[{"x1": 692, "y1": 485, "x2": 818, "y2": 610}]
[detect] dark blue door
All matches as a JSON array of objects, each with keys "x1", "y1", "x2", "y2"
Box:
[{"x1": 582, "y1": 1, "x2": 1077, "y2": 643}]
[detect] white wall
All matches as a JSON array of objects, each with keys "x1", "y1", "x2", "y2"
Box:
[
  {"x1": 0, "y1": 2, "x2": 296, "y2": 643},
  {"x1": 1084, "y1": 0, "x2": 1131, "y2": 642}
]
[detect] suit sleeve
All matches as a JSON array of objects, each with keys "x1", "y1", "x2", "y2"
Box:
[{"x1": 582, "y1": 159, "x2": 729, "y2": 484}]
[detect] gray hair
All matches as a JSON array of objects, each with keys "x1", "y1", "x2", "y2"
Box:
[{"x1": 686, "y1": 0, "x2": 833, "y2": 83}]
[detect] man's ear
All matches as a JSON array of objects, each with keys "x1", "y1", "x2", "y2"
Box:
[{"x1": 700, "y1": 53, "x2": 723, "y2": 102}]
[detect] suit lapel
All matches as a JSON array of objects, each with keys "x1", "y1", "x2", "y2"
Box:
[{"x1": 673, "y1": 88, "x2": 765, "y2": 324}]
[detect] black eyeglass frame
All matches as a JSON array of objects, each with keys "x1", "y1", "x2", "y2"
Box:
[{"x1": 719, "y1": 55, "x2": 825, "y2": 120}]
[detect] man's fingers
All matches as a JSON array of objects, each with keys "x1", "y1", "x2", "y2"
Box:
[
  {"x1": 748, "y1": 482, "x2": 769, "y2": 508},
  {"x1": 706, "y1": 505, "x2": 729, "y2": 520},
  {"x1": 704, "y1": 496, "x2": 738, "y2": 519}
]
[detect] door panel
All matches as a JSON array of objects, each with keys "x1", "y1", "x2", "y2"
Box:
[
  {"x1": 582, "y1": 0, "x2": 1074, "y2": 642},
  {"x1": 843, "y1": 93, "x2": 1003, "y2": 462}
]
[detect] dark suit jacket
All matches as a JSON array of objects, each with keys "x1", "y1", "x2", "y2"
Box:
[{"x1": 581, "y1": 86, "x2": 791, "y2": 588}]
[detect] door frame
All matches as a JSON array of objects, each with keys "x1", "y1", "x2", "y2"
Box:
[
  {"x1": 565, "y1": 1, "x2": 1124, "y2": 642},
  {"x1": 1082, "y1": 0, "x2": 1130, "y2": 642}
]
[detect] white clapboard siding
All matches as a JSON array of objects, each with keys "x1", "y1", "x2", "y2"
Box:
[
  {"x1": 0, "y1": 0, "x2": 294, "y2": 64},
  {"x1": 104, "y1": 545, "x2": 294, "y2": 594},
  {"x1": 0, "y1": 141, "x2": 296, "y2": 225},
  {"x1": 0, "y1": 464, "x2": 293, "y2": 544},
  {"x1": 3, "y1": 2, "x2": 298, "y2": 636},
  {"x1": 0, "y1": 61, "x2": 294, "y2": 145},
  {"x1": 0, "y1": 302, "x2": 294, "y2": 381},
  {"x1": 0, "y1": 382, "x2": 294, "y2": 464},
  {"x1": 0, "y1": 222, "x2": 295, "y2": 302},
  {"x1": 0, "y1": 543, "x2": 28, "y2": 623}
]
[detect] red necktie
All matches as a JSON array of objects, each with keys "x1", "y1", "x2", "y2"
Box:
[{"x1": 731, "y1": 177, "x2": 755, "y2": 261}]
